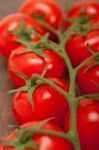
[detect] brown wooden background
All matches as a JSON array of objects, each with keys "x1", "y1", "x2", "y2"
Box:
[{"x1": 0, "y1": 0, "x2": 75, "y2": 138}]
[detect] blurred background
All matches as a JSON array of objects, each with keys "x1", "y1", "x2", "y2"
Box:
[{"x1": 0, "y1": 0, "x2": 75, "y2": 19}]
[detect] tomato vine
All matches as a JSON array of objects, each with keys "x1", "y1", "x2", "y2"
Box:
[{"x1": 1, "y1": 5, "x2": 99, "y2": 150}]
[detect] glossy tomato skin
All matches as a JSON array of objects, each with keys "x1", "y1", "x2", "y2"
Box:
[
  {"x1": 67, "y1": 1, "x2": 99, "y2": 18},
  {"x1": 12, "y1": 78, "x2": 69, "y2": 127},
  {"x1": 8, "y1": 46, "x2": 66, "y2": 87},
  {"x1": 64, "y1": 1, "x2": 99, "y2": 29},
  {"x1": 77, "y1": 61, "x2": 99, "y2": 94},
  {"x1": 0, "y1": 13, "x2": 45, "y2": 58},
  {"x1": 0, "y1": 122, "x2": 73, "y2": 150},
  {"x1": 66, "y1": 30, "x2": 99, "y2": 67},
  {"x1": 64, "y1": 99, "x2": 99, "y2": 150},
  {"x1": 19, "y1": 0, "x2": 62, "y2": 41}
]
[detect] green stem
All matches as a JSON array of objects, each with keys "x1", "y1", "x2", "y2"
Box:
[
  {"x1": 38, "y1": 20, "x2": 58, "y2": 35},
  {"x1": 4, "y1": 12, "x2": 98, "y2": 150},
  {"x1": 69, "y1": 100, "x2": 81, "y2": 150},
  {"x1": 61, "y1": 46, "x2": 73, "y2": 74},
  {"x1": 62, "y1": 23, "x2": 78, "y2": 46},
  {"x1": 33, "y1": 129, "x2": 71, "y2": 141},
  {"x1": 33, "y1": 74, "x2": 68, "y2": 98},
  {"x1": 69, "y1": 70, "x2": 77, "y2": 97},
  {"x1": 75, "y1": 52, "x2": 99, "y2": 72},
  {"x1": 77, "y1": 93, "x2": 99, "y2": 101},
  {"x1": 35, "y1": 32, "x2": 64, "y2": 58},
  {"x1": 37, "y1": 19, "x2": 62, "y2": 42},
  {"x1": 46, "y1": 40, "x2": 63, "y2": 58}
]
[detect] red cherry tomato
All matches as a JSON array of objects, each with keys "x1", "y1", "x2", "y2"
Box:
[
  {"x1": 19, "y1": 0, "x2": 63, "y2": 41},
  {"x1": 64, "y1": 1, "x2": 99, "y2": 29},
  {"x1": 67, "y1": 1, "x2": 99, "y2": 19},
  {"x1": 8, "y1": 46, "x2": 66, "y2": 87},
  {"x1": 12, "y1": 78, "x2": 69, "y2": 127},
  {"x1": 0, "y1": 121, "x2": 73, "y2": 150},
  {"x1": 0, "y1": 13, "x2": 45, "y2": 58},
  {"x1": 66, "y1": 29, "x2": 99, "y2": 67},
  {"x1": 77, "y1": 61, "x2": 99, "y2": 94},
  {"x1": 64, "y1": 99, "x2": 99, "y2": 150}
]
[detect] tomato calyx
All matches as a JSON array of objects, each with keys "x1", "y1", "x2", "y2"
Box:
[
  {"x1": 83, "y1": 45, "x2": 99, "y2": 73},
  {"x1": 9, "y1": 18, "x2": 36, "y2": 41},
  {"x1": 7, "y1": 71, "x2": 43, "y2": 107},
  {"x1": 66, "y1": 13, "x2": 99, "y2": 36},
  {"x1": 75, "y1": 24, "x2": 93, "y2": 36},
  {"x1": 68, "y1": 13, "x2": 93, "y2": 25},
  {"x1": 31, "y1": 12, "x2": 60, "y2": 41},
  {"x1": 2, "y1": 119, "x2": 51, "y2": 150},
  {"x1": 2, "y1": 119, "x2": 69, "y2": 150},
  {"x1": 3, "y1": 138, "x2": 38, "y2": 150},
  {"x1": 32, "y1": 12, "x2": 46, "y2": 21},
  {"x1": 7, "y1": 62, "x2": 65, "y2": 107},
  {"x1": 16, "y1": 33, "x2": 49, "y2": 58}
]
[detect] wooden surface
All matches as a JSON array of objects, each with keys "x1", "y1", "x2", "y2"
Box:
[{"x1": 0, "y1": 0, "x2": 75, "y2": 138}]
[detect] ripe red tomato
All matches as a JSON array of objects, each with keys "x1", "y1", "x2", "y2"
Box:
[
  {"x1": 12, "y1": 78, "x2": 69, "y2": 127},
  {"x1": 19, "y1": 0, "x2": 63, "y2": 40},
  {"x1": 64, "y1": 99, "x2": 99, "y2": 150},
  {"x1": 8, "y1": 46, "x2": 66, "y2": 87},
  {"x1": 0, "y1": 13, "x2": 45, "y2": 58},
  {"x1": 66, "y1": 29, "x2": 99, "y2": 67},
  {"x1": 64, "y1": 1, "x2": 99, "y2": 29},
  {"x1": 67, "y1": 1, "x2": 99, "y2": 19},
  {"x1": 0, "y1": 121, "x2": 73, "y2": 150},
  {"x1": 77, "y1": 61, "x2": 99, "y2": 94}
]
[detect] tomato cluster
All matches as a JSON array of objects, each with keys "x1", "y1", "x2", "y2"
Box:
[{"x1": 0, "y1": 0, "x2": 99, "y2": 150}]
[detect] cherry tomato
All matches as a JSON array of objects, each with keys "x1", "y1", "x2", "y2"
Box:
[
  {"x1": 0, "y1": 13, "x2": 45, "y2": 58},
  {"x1": 67, "y1": 1, "x2": 99, "y2": 19},
  {"x1": 77, "y1": 60, "x2": 99, "y2": 94},
  {"x1": 0, "y1": 121, "x2": 73, "y2": 150},
  {"x1": 12, "y1": 78, "x2": 69, "y2": 127},
  {"x1": 64, "y1": 1, "x2": 99, "y2": 29},
  {"x1": 19, "y1": 0, "x2": 63, "y2": 41},
  {"x1": 64, "y1": 99, "x2": 99, "y2": 150},
  {"x1": 8, "y1": 46, "x2": 66, "y2": 87},
  {"x1": 66, "y1": 29, "x2": 99, "y2": 67}
]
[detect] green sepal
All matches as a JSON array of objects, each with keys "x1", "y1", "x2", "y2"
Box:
[
  {"x1": 32, "y1": 12, "x2": 46, "y2": 20},
  {"x1": 2, "y1": 119, "x2": 52, "y2": 150},
  {"x1": 9, "y1": 18, "x2": 36, "y2": 41},
  {"x1": 41, "y1": 63, "x2": 49, "y2": 77},
  {"x1": 17, "y1": 39, "x2": 47, "y2": 58},
  {"x1": 32, "y1": 118, "x2": 53, "y2": 130},
  {"x1": 3, "y1": 139, "x2": 38, "y2": 150},
  {"x1": 7, "y1": 86, "x2": 28, "y2": 95},
  {"x1": 86, "y1": 44, "x2": 95, "y2": 55}
]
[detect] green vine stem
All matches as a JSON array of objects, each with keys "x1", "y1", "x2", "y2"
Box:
[
  {"x1": 33, "y1": 74, "x2": 81, "y2": 150},
  {"x1": 77, "y1": 94, "x2": 99, "y2": 101},
  {"x1": 33, "y1": 74, "x2": 68, "y2": 98},
  {"x1": 75, "y1": 52, "x2": 99, "y2": 72},
  {"x1": 2, "y1": 14, "x2": 99, "y2": 150},
  {"x1": 32, "y1": 20, "x2": 99, "y2": 150}
]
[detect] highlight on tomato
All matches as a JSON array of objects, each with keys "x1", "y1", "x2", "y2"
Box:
[
  {"x1": 0, "y1": 13, "x2": 45, "y2": 58},
  {"x1": 8, "y1": 46, "x2": 66, "y2": 87},
  {"x1": 12, "y1": 78, "x2": 69, "y2": 127},
  {"x1": 66, "y1": 29, "x2": 99, "y2": 67},
  {"x1": 0, "y1": 121, "x2": 73, "y2": 150},
  {"x1": 64, "y1": 98, "x2": 99, "y2": 150},
  {"x1": 77, "y1": 60, "x2": 99, "y2": 94},
  {"x1": 64, "y1": 1, "x2": 99, "y2": 29},
  {"x1": 19, "y1": 0, "x2": 63, "y2": 41}
]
